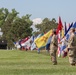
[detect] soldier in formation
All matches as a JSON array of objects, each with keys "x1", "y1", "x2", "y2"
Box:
[
  {"x1": 50, "y1": 29, "x2": 58, "y2": 65},
  {"x1": 67, "y1": 28, "x2": 76, "y2": 66}
]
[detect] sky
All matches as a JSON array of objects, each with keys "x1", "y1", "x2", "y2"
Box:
[{"x1": 0, "y1": 0, "x2": 76, "y2": 24}]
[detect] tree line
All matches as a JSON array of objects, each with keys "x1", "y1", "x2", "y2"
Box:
[{"x1": 0, "y1": 8, "x2": 58, "y2": 48}]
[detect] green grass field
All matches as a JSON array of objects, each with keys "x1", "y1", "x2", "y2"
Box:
[{"x1": 0, "y1": 50, "x2": 75, "y2": 75}]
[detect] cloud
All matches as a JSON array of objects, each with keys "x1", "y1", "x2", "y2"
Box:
[
  {"x1": 32, "y1": 18, "x2": 42, "y2": 25},
  {"x1": 31, "y1": 18, "x2": 42, "y2": 32}
]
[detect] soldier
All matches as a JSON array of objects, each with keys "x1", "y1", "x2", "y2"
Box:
[
  {"x1": 75, "y1": 28, "x2": 76, "y2": 34},
  {"x1": 50, "y1": 29, "x2": 58, "y2": 65},
  {"x1": 67, "y1": 28, "x2": 76, "y2": 66}
]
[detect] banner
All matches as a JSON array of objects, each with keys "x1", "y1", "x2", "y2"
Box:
[{"x1": 35, "y1": 30, "x2": 52, "y2": 48}]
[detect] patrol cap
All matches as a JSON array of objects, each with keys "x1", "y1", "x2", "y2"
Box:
[
  {"x1": 70, "y1": 27, "x2": 75, "y2": 30},
  {"x1": 70, "y1": 27, "x2": 75, "y2": 32},
  {"x1": 70, "y1": 27, "x2": 75, "y2": 29},
  {"x1": 52, "y1": 29, "x2": 56, "y2": 34}
]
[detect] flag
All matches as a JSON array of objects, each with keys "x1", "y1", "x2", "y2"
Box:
[
  {"x1": 60, "y1": 37, "x2": 67, "y2": 51},
  {"x1": 56, "y1": 16, "x2": 63, "y2": 34},
  {"x1": 35, "y1": 30, "x2": 52, "y2": 48},
  {"x1": 31, "y1": 34, "x2": 43, "y2": 50},
  {"x1": 64, "y1": 22, "x2": 67, "y2": 34},
  {"x1": 21, "y1": 37, "x2": 29, "y2": 46},
  {"x1": 46, "y1": 36, "x2": 52, "y2": 45},
  {"x1": 15, "y1": 41, "x2": 21, "y2": 49},
  {"x1": 23, "y1": 38, "x2": 32, "y2": 49},
  {"x1": 31, "y1": 42, "x2": 36, "y2": 51},
  {"x1": 60, "y1": 23, "x2": 73, "y2": 57},
  {"x1": 73, "y1": 22, "x2": 76, "y2": 28},
  {"x1": 31, "y1": 36, "x2": 35, "y2": 42},
  {"x1": 60, "y1": 23, "x2": 68, "y2": 52},
  {"x1": 45, "y1": 36, "x2": 52, "y2": 51},
  {"x1": 60, "y1": 23, "x2": 73, "y2": 54},
  {"x1": 64, "y1": 23, "x2": 73, "y2": 41},
  {"x1": 62, "y1": 28, "x2": 64, "y2": 38},
  {"x1": 56, "y1": 17, "x2": 63, "y2": 57},
  {"x1": 62, "y1": 22, "x2": 67, "y2": 38},
  {"x1": 64, "y1": 23, "x2": 73, "y2": 36}
]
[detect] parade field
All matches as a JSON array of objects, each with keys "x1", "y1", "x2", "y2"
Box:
[{"x1": 0, "y1": 50, "x2": 76, "y2": 75}]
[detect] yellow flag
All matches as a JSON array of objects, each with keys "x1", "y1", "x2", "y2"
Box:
[
  {"x1": 62, "y1": 28, "x2": 64, "y2": 38},
  {"x1": 34, "y1": 30, "x2": 52, "y2": 48}
]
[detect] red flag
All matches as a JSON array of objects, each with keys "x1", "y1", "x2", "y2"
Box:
[
  {"x1": 56, "y1": 16, "x2": 63, "y2": 34},
  {"x1": 57, "y1": 17, "x2": 63, "y2": 57},
  {"x1": 20, "y1": 37, "x2": 29, "y2": 46}
]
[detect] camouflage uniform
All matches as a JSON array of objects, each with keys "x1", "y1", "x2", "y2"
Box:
[
  {"x1": 50, "y1": 34, "x2": 58, "y2": 65},
  {"x1": 68, "y1": 32, "x2": 76, "y2": 65}
]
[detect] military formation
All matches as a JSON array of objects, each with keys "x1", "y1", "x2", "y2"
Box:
[{"x1": 50, "y1": 28, "x2": 76, "y2": 66}]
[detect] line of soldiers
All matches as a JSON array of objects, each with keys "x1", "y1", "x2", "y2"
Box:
[{"x1": 50, "y1": 28, "x2": 76, "y2": 66}]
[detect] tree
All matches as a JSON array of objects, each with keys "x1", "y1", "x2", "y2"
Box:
[
  {"x1": 0, "y1": 8, "x2": 33, "y2": 48},
  {"x1": 35, "y1": 18, "x2": 58, "y2": 34},
  {"x1": 0, "y1": 8, "x2": 9, "y2": 27},
  {"x1": 1, "y1": 9, "x2": 19, "y2": 48},
  {"x1": 10, "y1": 15, "x2": 33, "y2": 42}
]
